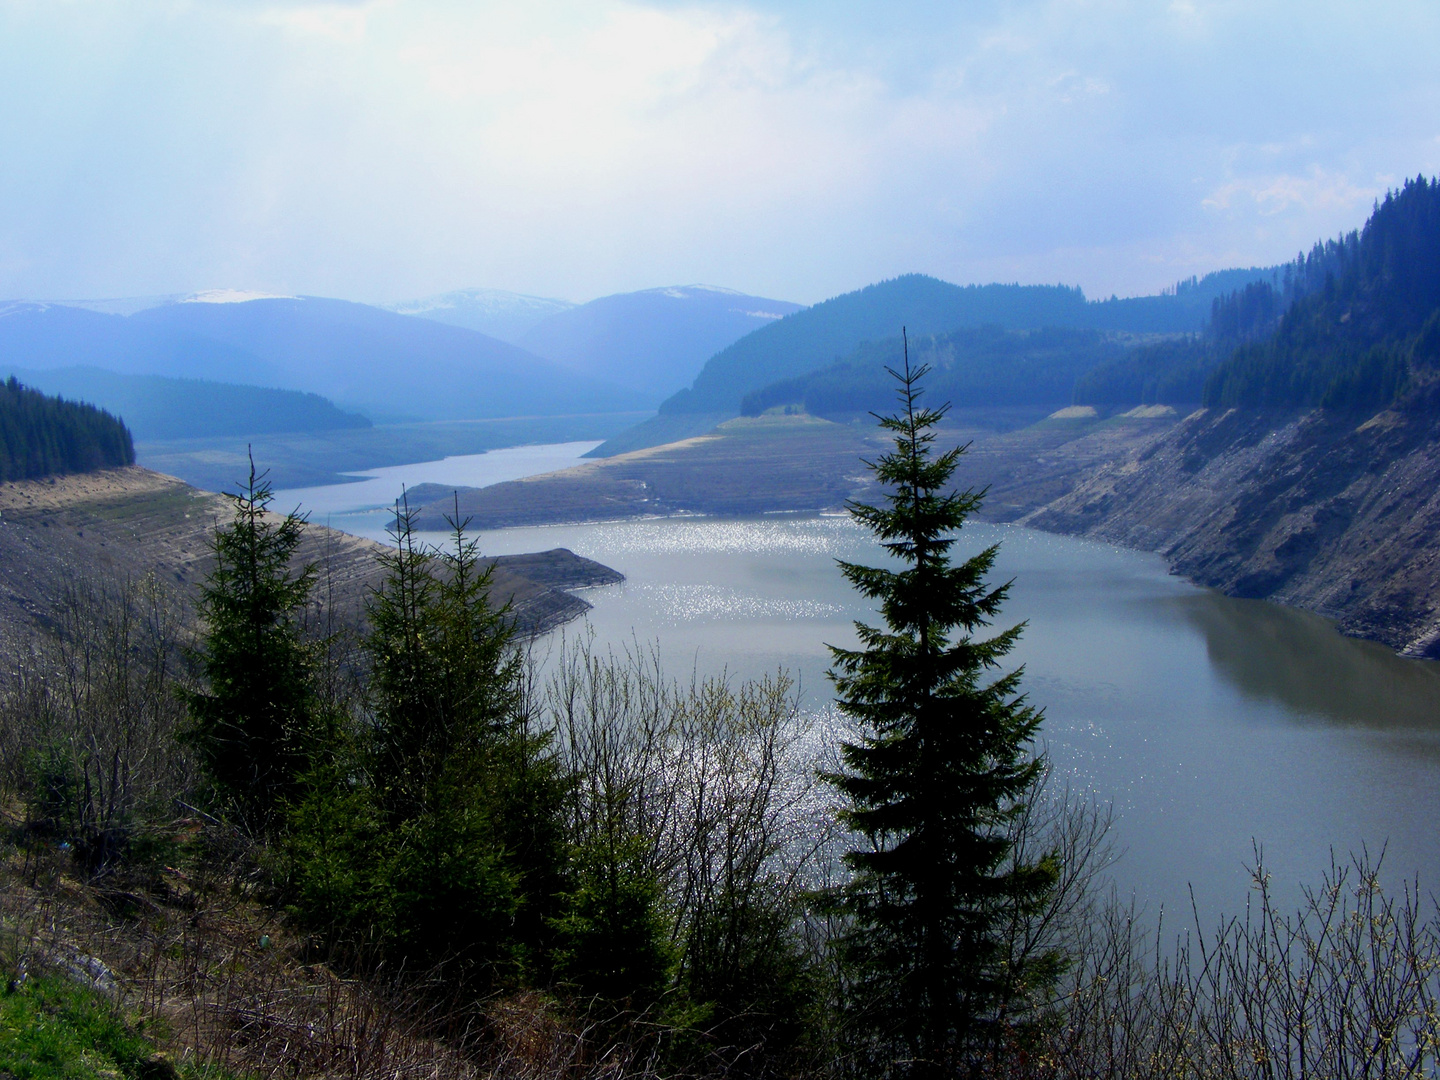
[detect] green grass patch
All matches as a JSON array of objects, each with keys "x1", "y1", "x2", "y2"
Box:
[{"x1": 0, "y1": 973, "x2": 216, "y2": 1080}]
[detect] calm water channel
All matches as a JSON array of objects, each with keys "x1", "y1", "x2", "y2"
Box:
[
  {"x1": 310, "y1": 449, "x2": 1440, "y2": 924},
  {"x1": 274, "y1": 440, "x2": 601, "y2": 520}
]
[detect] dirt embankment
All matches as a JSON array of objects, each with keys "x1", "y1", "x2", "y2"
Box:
[
  {"x1": 0, "y1": 467, "x2": 619, "y2": 640},
  {"x1": 1021, "y1": 403, "x2": 1440, "y2": 658}
]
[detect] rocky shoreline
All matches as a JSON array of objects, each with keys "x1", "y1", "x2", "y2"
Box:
[
  {"x1": 1018, "y1": 405, "x2": 1440, "y2": 659},
  {"x1": 487, "y1": 549, "x2": 625, "y2": 634}
]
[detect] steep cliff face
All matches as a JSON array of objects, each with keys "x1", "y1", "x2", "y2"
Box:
[{"x1": 1024, "y1": 394, "x2": 1440, "y2": 657}]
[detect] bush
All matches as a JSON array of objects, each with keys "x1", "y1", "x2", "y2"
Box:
[{"x1": 0, "y1": 574, "x2": 190, "y2": 875}]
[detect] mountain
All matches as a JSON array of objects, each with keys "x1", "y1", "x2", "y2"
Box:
[
  {"x1": 0, "y1": 302, "x2": 270, "y2": 378},
  {"x1": 657, "y1": 277, "x2": 1093, "y2": 417},
  {"x1": 0, "y1": 295, "x2": 647, "y2": 422},
  {"x1": 33, "y1": 295, "x2": 185, "y2": 316},
  {"x1": 652, "y1": 272, "x2": 1280, "y2": 423},
  {"x1": 5, "y1": 366, "x2": 370, "y2": 441},
  {"x1": 384, "y1": 288, "x2": 575, "y2": 343},
  {"x1": 517, "y1": 284, "x2": 803, "y2": 403},
  {"x1": 0, "y1": 376, "x2": 134, "y2": 481},
  {"x1": 1073, "y1": 177, "x2": 1440, "y2": 412},
  {"x1": 741, "y1": 326, "x2": 1127, "y2": 419}
]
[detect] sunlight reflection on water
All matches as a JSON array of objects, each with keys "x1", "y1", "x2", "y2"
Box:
[{"x1": 453, "y1": 512, "x2": 1440, "y2": 926}]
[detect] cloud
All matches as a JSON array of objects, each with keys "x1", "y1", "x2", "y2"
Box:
[
  {"x1": 0, "y1": 0, "x2": 1437, "y2": 303},
  {"x1": 1203, "y1": 170, "x2": 1379, "y2": 218}
]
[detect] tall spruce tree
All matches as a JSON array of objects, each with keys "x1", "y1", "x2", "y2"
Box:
[
  {"x1": 183, "y1": 456, "x2": 319, "y2": 838},
  {"x1": 358, "y1": 499, "x2": 568, "y2": 981},
  {"x1": 826, "y1": 333, "x2": 1055, "y2": 1078}
]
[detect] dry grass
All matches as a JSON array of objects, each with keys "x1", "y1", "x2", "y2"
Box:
[{"x1": 0, "y1": 841, "x2": 674, "y2": 1080}]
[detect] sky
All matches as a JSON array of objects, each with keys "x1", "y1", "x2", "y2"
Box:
[{"x1": 2, "y1": 0, "x2": 1437, "y2": 306}]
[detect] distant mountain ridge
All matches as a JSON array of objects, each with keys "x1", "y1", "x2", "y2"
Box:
[
  {"x1": 0, "y1": 296, "x2": 646, "y2": 423},
  {"x1": 657, "y1": 272, "x2": 1278, "y2": 421},
  {"x1": 383, "y1": 288, "x2": 575, "y2": 343},
  {"x1": 517, "y1": 284, "x2": 802, "y2": 403}
]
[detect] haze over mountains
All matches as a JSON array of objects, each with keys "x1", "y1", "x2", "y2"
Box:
[
  {"x1": 392, "y1": 284, "x2": 803, "y2": 400},
  {"x1": 383, "y1": 289, "x2": 575, "y2": 343},
  {"x1": 0, "y1": 284, "x2": 805, "y2": 436},
  {"x1": 0, "y1": 256, "x2": 1362, "y2": 457},
  {"x1": 0, "y1": 294, "x2": 645, "y2": 424},
  {"x1": 516, "y1": 285, "x2": 802, "y2": 398}
]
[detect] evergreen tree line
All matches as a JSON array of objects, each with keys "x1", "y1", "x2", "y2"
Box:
[
  {"x1": 1203, "y1": 176, "x2": 1440, "y2": 410},
  {"x1": 0, "y1": 376, "x2": 134, "y2": 481},
  {"x1": 1076, "y1": 176, "x2": 1440, "y2": 411}
]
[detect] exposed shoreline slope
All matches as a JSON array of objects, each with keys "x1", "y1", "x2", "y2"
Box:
[
  {"x1": 1020, "y1": 403, "x2": 1440, "y2": 658},
  {"x1": 0, "y1": 467, "x2": 618, "y2": 638},
  {"x1": 410, "y1": 407, "x2": 1440, "y2": 658}
]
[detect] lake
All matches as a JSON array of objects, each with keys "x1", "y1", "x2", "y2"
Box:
[
  {"x1": 305, "y1": 448, "x2": 1440, "y2": 924},
  {"x1": 273, "y1": 440, "x2": 602, "y2": 522}
]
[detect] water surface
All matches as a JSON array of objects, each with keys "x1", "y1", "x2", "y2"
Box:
[
  {"x1": 274, "y1": 440, "x2": 600, "y2": 522},
  {"x1": 407, "y1": 513, "x2": 1440, "y2": 923}
]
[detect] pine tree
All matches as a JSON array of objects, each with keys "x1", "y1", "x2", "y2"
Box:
[
  {"x1": 359, "y1": 499, "x2": 568, "y2": 981},
  {"x1": 183, "y1": 455, "x2": 319, "y2": 838},
  {"x1": 826, "y1": 333, "x2": 1055, "y2": 1078}
]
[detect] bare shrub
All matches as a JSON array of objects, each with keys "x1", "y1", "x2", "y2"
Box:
[
  {"x1": 0, "y1": 572, "x2": 193, "y2": 872},
  {"x1": 1037, "y1": 850, "x2": 1440, "y2": 1080},
  {"x1": 546, "y1": 635, "x2": 831, "y2": 957},
  {"x1": 544, "y1": 634, "x2": 836, "y2": 1070}
]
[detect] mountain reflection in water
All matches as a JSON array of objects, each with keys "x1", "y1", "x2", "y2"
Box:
[{"x1": 1177, "y1": 591, "x2": 1440, "y2": 739}]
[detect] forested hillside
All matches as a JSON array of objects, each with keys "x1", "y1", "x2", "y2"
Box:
[
  {"x1": 0, "y1": 376, "x2": 134, "y2": 480},
  {"x1": 741, "y1": 326, "x2": 1126, "y2": 418},
  {"x1": 1077, "y1": 177, "x2": 1440, "y2": 410},
  {"x1": 1083, "y1": 265, "x2": 1279, "y2": 333},
  {"x1": 1070, "y1": 336, "x2": 1219, "y2": 405},
  {"x1": 1203, "y1": 176, "x2": 1440, "y2": 411},
  {"x1": 660, "y1": 276, "x2": 1093, "y2": 415},
  {"x1": 1075, "y1": 245, "x2": 1360, "y2": 406},
  {"x1": 657, "y1": 270, "x2": 1280, "y2": 423}
]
